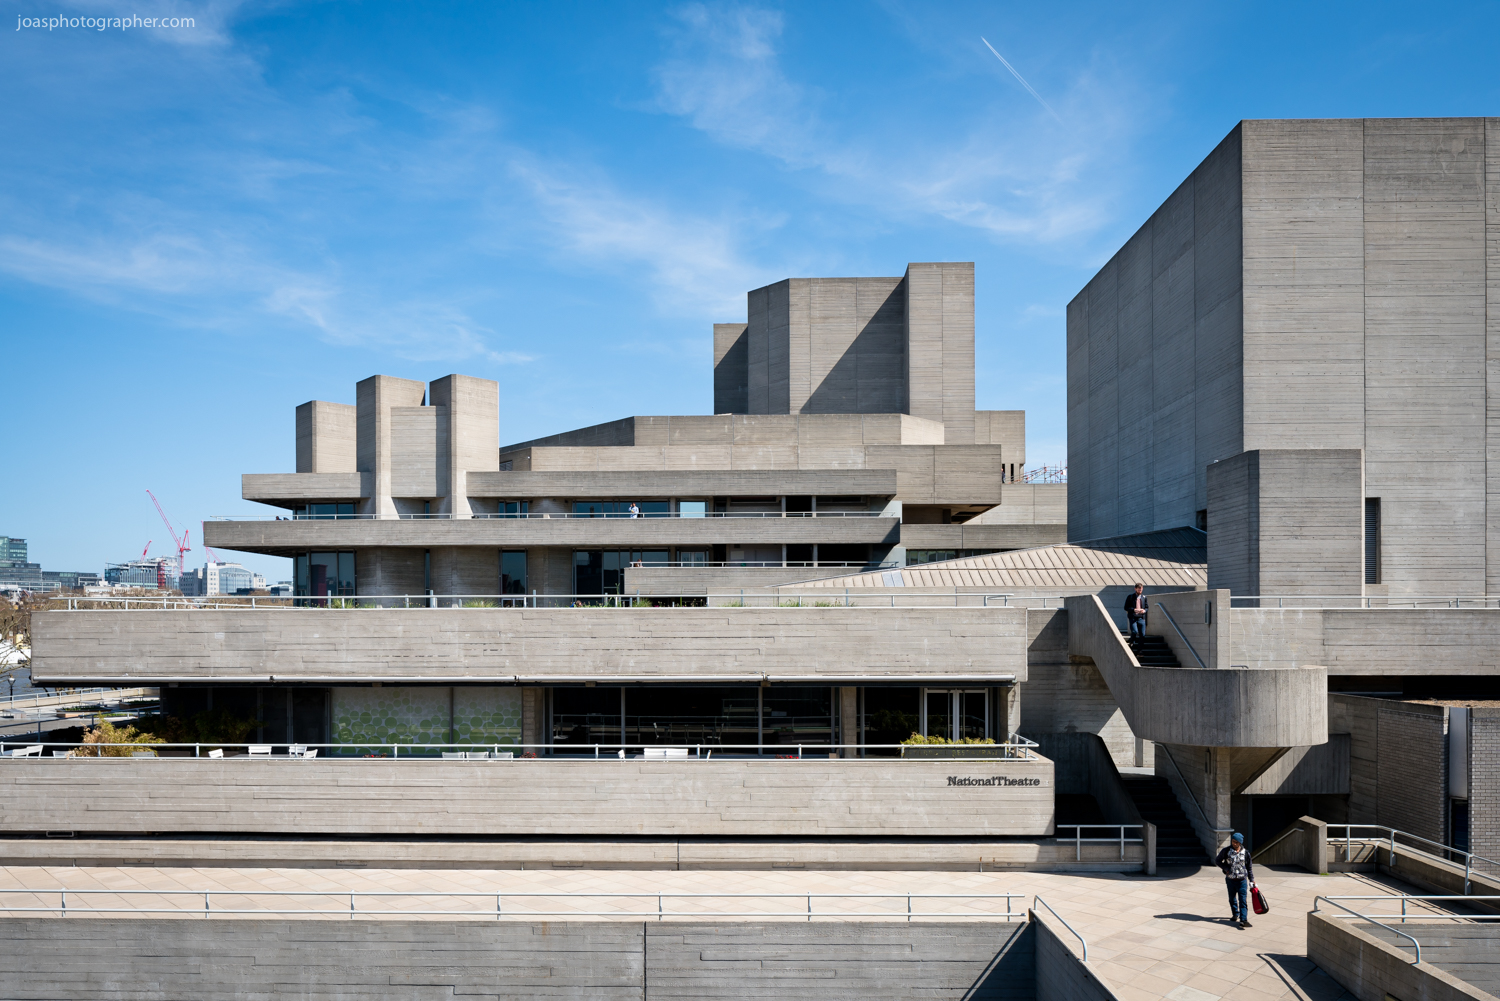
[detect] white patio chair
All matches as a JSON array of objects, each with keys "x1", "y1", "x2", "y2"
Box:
[
  {"x1": 492, "y1": 751, "x2": 515, "y2": 760},
  {"x1": 300, "y1": 748, "x2": 318, "y2": 758},
  {"x1": 207, "y1": 749, "x2": 224, "y2": 758},
  {"x1": 247, "y1": 745, "x2": 272, "y2": 757},
  {"x1": 51, "y1": 750, "x2": 70, "y2": 757},
  {"x1": 442, "y1": 751, "x2": 464, "y2": 759},
  {"x1": 288, "y1": 744, "x2": 308, "y2": 757},
  {"x1": 131, "y1": 751, "x2": 155, "y2": 758},
  {"x1": 9, "y1": 745, "x2": 44, "y2": 757}
]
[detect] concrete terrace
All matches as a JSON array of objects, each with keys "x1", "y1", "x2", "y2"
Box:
[{"x1": 0, "y1": 862, "x2": 1459, "y2": 1000}]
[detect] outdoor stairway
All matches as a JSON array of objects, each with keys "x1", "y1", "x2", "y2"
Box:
[
  {"x1": 1123, "y1": 776, "x2": 1210, "y2": 866},
  {"x1": 1123, "y1": 633, "x2": 1183, "y2": 668}
]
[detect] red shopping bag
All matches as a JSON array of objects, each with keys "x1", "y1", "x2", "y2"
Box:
[{"x1": 1251, "y1": 884, "x2": 1269, "y2": 915}]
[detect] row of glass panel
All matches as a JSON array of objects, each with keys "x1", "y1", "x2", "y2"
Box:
[{"x1": 550, "y1": 686, "x2": 992, "y2": 753}]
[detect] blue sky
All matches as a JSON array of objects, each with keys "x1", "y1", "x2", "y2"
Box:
[{"x1": 4, "y1": 0, "x2": 1498, "y2": 582}]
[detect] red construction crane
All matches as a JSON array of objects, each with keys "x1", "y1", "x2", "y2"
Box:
[
  {"x1": 140, "y1": 541, "x2": 152, "y2": 560},
  {"x1": 146, "y1": 490, "x2": 192, "y2": 576},
  {"x1": 201, "y1": 522, "x2": 221, "y2": 565}
]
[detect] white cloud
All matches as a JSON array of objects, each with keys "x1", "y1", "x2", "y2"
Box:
[{"x1": 651, "y1": 3, "x2": 1141, "y2": 245}]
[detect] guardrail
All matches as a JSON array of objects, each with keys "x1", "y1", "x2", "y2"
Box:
[
  {"x1": 0, "y1": 889, "x2": 1026, "y2": 921},
  {"x1": 51, "y1": 592, "x2": 1053, "y2": 610},
  {"x1": 0, "y1": 687, "x2": 156, "y2": 709},
  {"x1": 3, "y1": 737, "x2": 1042, "y2": 760},
  {"x1": 1328, "y1": 824, "x2": 1500, "y2": 894},
  {"x1": 1230, "y1": 595, "x2": 1500, "y2": 609},
  {"x1": 1314, "y1": 900, "x2": 1428, "y2": 960},
  {"x1": 1055, "y1": 825, "x2": 1144, "y2": 861},
  {"x1": 209, "y1": 511, "x2": 890, "y2": 521},
  {"x1": 1031, "y1": 895, "x2": 1087, "y2": 960}
]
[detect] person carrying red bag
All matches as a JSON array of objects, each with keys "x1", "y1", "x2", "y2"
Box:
[{"x1": 1215, "y1": 832, "x2": 1256, "y2": 928}]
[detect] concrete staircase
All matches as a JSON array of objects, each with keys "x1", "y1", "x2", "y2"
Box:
[
  {"x1": 1124, "y1": 634, "x2": 1181, "y2": 668},
  {"x1": 1123, "y1": 776, "x2": 1210, "y2": 866}
]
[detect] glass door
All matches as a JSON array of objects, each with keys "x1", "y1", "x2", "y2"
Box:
[{"x1": 922, "y1": 689, "x2": 988, "y2": 741}]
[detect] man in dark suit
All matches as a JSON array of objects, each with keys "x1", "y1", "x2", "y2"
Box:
[{"x1": 1124, "y1": 583, "x2": 1147, "y2": 645}]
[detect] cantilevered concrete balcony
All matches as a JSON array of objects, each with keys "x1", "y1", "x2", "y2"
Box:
[
  {"x1": 465, "y1": 468, "x2": 898, "y2": 499},
  {"x1": 30, "y1": 606, "x2": 1027, "y2": 685},
  {"x1": 900, "y1": 523, "x2": 1068, "y2": 551},
  {"x1": 203, "y1": 514, "x2": 900, "y2": 557}
]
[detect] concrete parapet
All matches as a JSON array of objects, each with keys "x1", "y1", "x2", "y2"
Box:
[
  {"x1": 1064, "y1": 594, "x2": 1328, "y2": 747},
  {"x1": 1254, "y1": 815, "x2": 1328, "y2": 874},
  {"x1": 0, "y1": 918, "x2": 1039, "y2": 1001},
  {"x1": 0, "y1": 757, "x2": 1056, "y2": 838},
  {"x1": 1307, "y1": 909, "x2": 1494, "y2": 1001},
  {"x1": 1032, "y1": 908, "x2": 1123, "y2": 1001},
  {"x1": 31, "y1": 606, "x2": 1029, "y2": 685}
]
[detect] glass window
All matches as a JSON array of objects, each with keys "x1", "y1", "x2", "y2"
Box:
[
  {"x1": 498, "y1": 501, "x2": 529, "y2": 519},
  {"x1": 295, "y1": 551, "x2": 356, "y2": 603},
  {"x1": 678, "y1": 501, "x2": 706, "y2": 518},
  {"x1": 500, "y1": 551, "x2": 527, "y2": 595},
  {"x1": 761, "y1": 686, "x2": 833, "y2": 749},
  {"x1": 573, "y1": 501, "x2": 670, "y2": 518},
  {"x1": 676, "y1": 550, "x2": 708, "y2": 566},
  {"x1": 626, "y1": 686, "x2": 761, "y2": 749},
  {"x1": 301, "y1": 503, "x2": 354, "y2": 520},
  {"x1": 863, "y1": 687, "x2": 920, "y2": 755},
  {"x1": 574, "y1": 550, "x2": 668, "y2": 594},
  {"x1": 552, "y1": 686, "x2": 623, "y2": 751}
]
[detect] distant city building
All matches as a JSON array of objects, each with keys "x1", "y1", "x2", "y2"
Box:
[
  {"x1": 104, "y1": 557, "x2": 179, "y2": 591},
  {"x1": 182, "y1": 562, "x2": 267, "y2": 596},
  {"x1": 0, "y1": 537, "x2": 102, "y2": 593}
]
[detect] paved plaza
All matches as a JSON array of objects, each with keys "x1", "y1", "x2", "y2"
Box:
[{"x1": 0, "y1": 860, "x2": 1452, "y2": 1000}]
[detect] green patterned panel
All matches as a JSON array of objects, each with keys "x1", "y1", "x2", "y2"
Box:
[
  {"x1": 454, "y1": 688, "x2": 522, "y2": 746},
  {"x1": 330, "y1": 687, "x2": 522, "y2": 754}
]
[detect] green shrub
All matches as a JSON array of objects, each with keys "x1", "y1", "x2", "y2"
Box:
[{"x1": 900, "y1": 732, "x2": 996, "y2": 745}]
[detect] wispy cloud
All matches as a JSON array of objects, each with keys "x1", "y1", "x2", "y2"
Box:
[{"x1": 652, "y1": 3, "x2": 1142, "y2": 245}]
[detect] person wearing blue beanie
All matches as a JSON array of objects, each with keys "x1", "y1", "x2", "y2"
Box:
[{"x1": 1215, "y1": 833, "x2": 1255, "y2": 928}]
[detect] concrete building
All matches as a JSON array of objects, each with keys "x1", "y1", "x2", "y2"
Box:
[{"x1": 1064, "y1": 117, "x2": 1500, "y2": 858}]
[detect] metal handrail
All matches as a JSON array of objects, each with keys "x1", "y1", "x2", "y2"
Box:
[
  {"x1": 1313, "y1": 896, "x2": 1424, "y2": 963},
  {"x1": 1032, "y1": 895, "x2": 1087, "y2": 961},
  {"x1": 209, "y1": 512, "x2": 891, "y2": 521},
  {"x1": 0, "y1": 889, "x2": 1025, "y2": 921},
  {"x1": 4, "y1": 737, "x2": 1042, "y2": 759},
  {"x1": 1152, "y1": 602, "x2": 1208, "y2": 668},
  {"x1": 1328, "y1": 824, "x2": 1500, "y2": 894},
  {"x1": 1156, "y1": 744, "x2": 1234, "y2": 838},
  {"x1": 0, "y1": 686, "x2": 153, "y2": 707},
  {"x1": 54, "y1": 592, "x2": 1040, "y2": 611},
  {"x1": 1055, "y1": 825, "x2": 1144, "y2": 861},
  {"x1": 1231, "y1": 595, "x2": 1500, "y2": 609},
  {"x1": 1250, "y1": 825, "x2": 1302, "y2": 861},
  {"x1": 1316, "y1": 895, "x2": 1500, "y2": 921}
]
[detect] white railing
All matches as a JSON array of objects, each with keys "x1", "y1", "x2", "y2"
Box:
[
  {"x1": 4, "y1": 737, "x2": 1042, "y2": 760},
  {"x1": 1231, "y1": 595, "x2": 1500, "y2": 609},
  {"x1": 208, "y1": 511, "x2": 890, "y2": 521},
  {"x1": 54, "y1": 592, "x2": 1053, "y2": 611},
  {"x1": 0, "y1": 889, "x2": 1026, "y2": 921},
  {"x1": 1328, "y1": 824, "x2": 1500, "y2": 894},
  {"x1": 1031, "y1": 895, "x2": 1087, "y2": 960},
  {"x1": 0, "y1": 687, "x2": 155, "y2": 709},
  {"x1": 1055, "y1": 825, "x2": 1144, "y2": 861}
]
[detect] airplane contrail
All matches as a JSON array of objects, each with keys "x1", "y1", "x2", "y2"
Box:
[{"x1": 981, "y1": 36, "x2": 1063, "y2": 123}]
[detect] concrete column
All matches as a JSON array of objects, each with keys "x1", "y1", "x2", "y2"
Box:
[
  {"x1": 429, "y1": 374, "x2": 499, "y2": 519},
  {"x1": 295, "y1": 401, "x2": 357, "y2": 474},
  {"x1": 356, "y1": 375, "x2": 427, "y2": 518},
  {"x1": 521, "y1": 688, "x2": 544, "y2": 751},
  {"x1": 839, "y1": 687, "x2": 858, "y2": 757}
]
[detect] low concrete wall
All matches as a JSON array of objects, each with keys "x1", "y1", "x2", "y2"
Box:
[
  {"x1": 1032, "y1": 909, "x2": 1122, "y2": 1001},
  {"x1": 1307, "y1": 910, "x2": 1491, "y2": 1001},
  {"x1": 0, "y1": 836, "x2": 1146, "y2": 872},
  {"x1": 0, "y1": 919, "x2": 1036, "y2": 1001},
  {"x1": 1229, "y1": 608, "x2": 1500, "y2": 677},
  {"x1": 1253, "y1": 815, "x2": 1327, "y2": 874},
  {"x1": 0, "y1": 757, "x2": 1056, "y2": 838},
  {"x1": 1064, "y1": 595, "x2": 1328, "y2": 747},
  {"x1": 31, "y1": 606, "x2": 1030, "y2": 685}
]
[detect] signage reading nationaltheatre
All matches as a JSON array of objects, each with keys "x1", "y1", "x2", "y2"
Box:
[{"x1": 948, "y1": 775, "x2": 1043, "y2": 787}]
